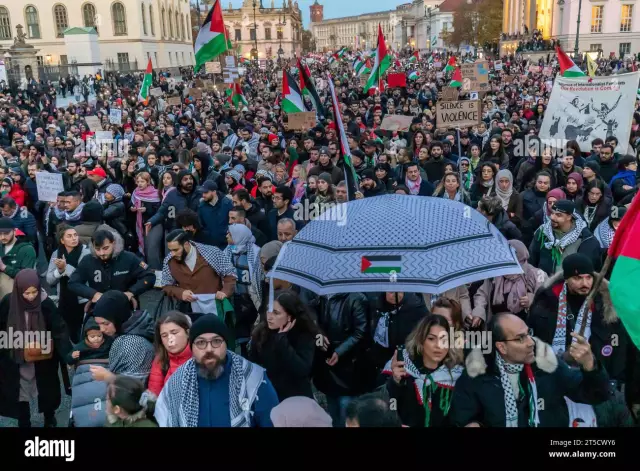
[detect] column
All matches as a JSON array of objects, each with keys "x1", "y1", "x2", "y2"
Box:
[{"x1": 503, "y1": 0, "x2": 510, "y2": 34}]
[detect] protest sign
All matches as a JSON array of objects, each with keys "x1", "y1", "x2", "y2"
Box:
[
  {"x1": 167, "y1": 96, "x2": 182, "y2": 106},
  {"x1": 380, "y1": 115, "x2": 414, "y2": 132},
  {"x1": 494, "y1": 60, "x2": 503, "y2": 70},
  {"x1": 85, "y1": 116, "x2": 102, "y2": 131},
  {"x1": 359, "y1": 74, "x2": 369, "y2": 86},
  {"x1": 528, "y1": 65, "x2": 541, "y2": 74},
  {"x1": 285, "y1": 111, "x2": 317, "y2": 130},
  {"x1": 435, "y1": 100, "x2": 481, "y2": 129},
  {"x1": 35, "y1": 172, "x2": 64, "y2": 203},
  {"x1": 461, "y1": 61, "x2": 489, "y2": 92},
  {"x1": 150, "y1": 87, "x2": 163, "y2": 97},
  {"x1": 442, "y1": 87, "x2": 459, "y2": 101},
  {"x1": 95, "y1": 131, "x2": 112, "y2": 141},
  {"x1": 109, "y1": 108, "x2": 122, "y2": 125},
  {"x1": 188, "y1": 88, "x2": 203, "y2": 99},
  {"x1": 542, "y1": 66, "x2": 553, "y2": 76},
  {"x1": 225, "y1": 56, "x2": 237, "y2": 68},
  {"x1": 205, "y1": 62, "x2": 222, "y2": 74}
]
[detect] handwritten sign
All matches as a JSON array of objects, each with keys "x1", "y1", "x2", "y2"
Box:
[
  {"x1": 205, "y1": 62, "x2": 222, "y2": 74},
  {"x1": 225, "y1": 56, "x2": 237, "y2": 68},
  {"x1": 461, "y1": 61, "x2": 489, "y2": 92},
  {"x1": 188, "y1": 88, "x2": 202, "y2": 99},
  {"x1": 167, "y1": 96, "x2": 182, "y2": 106},
  {"x1": 109, "y1": 108, "x2": 122, "y2": 125},
  {"x1": 435, "y1": 100, "x2": 480, "y2": 129},
  {"x1": 150, "y1": 87, "x2": 163, "y2": 97},
  {"x1": 442, "y1": 87, "x2": 459, "y2": 101},
  {"x1": 35, "y1": 172, "x2": 64, "y2": 203},
  {"x1": 380, "y1": 115, "x2": 414, "y2": 132},
  {"x1": 85, "y1": 116, "x2": 102, "y2": 131},
  {"x1": 285, "y1": 111, "x2": 317, "y2": 130}
]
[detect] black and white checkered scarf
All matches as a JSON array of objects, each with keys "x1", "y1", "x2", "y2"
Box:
[
  {"x1": 154, "y1": 352, "x2": 266, "y2": 427},
  {"x1": 541, "y1": 213, "x2": 586, "y2": 251},
  {"x1": 594, "y1": 217, "x2": 615, "y2": 249}
]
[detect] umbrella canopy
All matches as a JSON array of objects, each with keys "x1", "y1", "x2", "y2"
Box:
[{"x1": 268, "y1": 195, "x2": 522, "y2": 295}]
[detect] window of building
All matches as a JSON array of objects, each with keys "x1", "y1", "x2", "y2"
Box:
[
  {"x1": 169, "y1": 9, "x2": 175, "y2": 37},
  {"x1": 142, "y1": 5, "x2": 148, "y2": 35},
  {"x1": 182, "y1": 52, "x2": 185, "y2": 64},
  {"x1": 25, "y1": 5, "x2": 40, "y2": 39},
  {"x1": 265, "y1": 27, "x2": 271, "y2": 40},
  {"x1": 161, "y1": 8, "x2": 166, "y2": 37},
  {"x1": 36, "y1": 56, "x2": 43, "y2": 66},
  {"x1": 591, "y1": 5, "x2": 603, "y2": 33},
  {"x1": 112, "y1": 2, "x2": 127, "y2": 35},
  {"x1": 620, "y1": 42, "x2": 631, "y2": 56},
  {"x1": 82, "y1": 3, "x2": 97, "y2": 34},
  {"x1": 250, "y1": 28, "x2": 256, "y2": 40},
  {"x1": 590, "y1": 43, "x2": 602, "y2": 52},
  {"x1": 117, "y1": 53, "x2": 129, "y2": 64},
  {"x1": 53, "y1": 4, "x2": 68, "y2": 38},
  {"x1": 150, "y1": 5, "x2": 155, "y2": 36},
  {"x1": 60, "y1": 55, "x2": 68, "y2": 65},
  {"x1": 154, "y1": 51, "x2": 158, "y2": 66},
  {"x1": 0, "y1": 7, "x2": 9, "y2": 40},
  {"x1": 168, "y1": 52, "x2": 172, "y2": 65},
  {"x1": 621, "y1": 4, "x2": 633, "y2": 32},
  {"x1": 235, "y1": 29, "x2": 241, "y2": 40}
]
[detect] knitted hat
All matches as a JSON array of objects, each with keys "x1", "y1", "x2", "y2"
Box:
[
  {"x1": 92, "y1": 291, "x2": 132, "y2": 333},
  {"x1": 189, "y1": 314, "x2": 229, "y2": 346},
  {"x1": 317, "y1": 172, "x2": 332, "y2": 185},
  {"x1": 567, "y1": 172, "x2": 583, "y2": 190},
  {"x1": 562, "y1": 253, "x2": 594, "y2": 279},
  {"x1": 0, "y1": 217, "x2": 15, "y2": 233},
  {"x1": 583, "y1": 161, "x2": 601, "y2": 175},
  {"x1": 361, "y1": 168, "x2": 375, "y2": 181}
]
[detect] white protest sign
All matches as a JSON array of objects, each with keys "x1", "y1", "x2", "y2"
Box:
[
  {"x1": 95, "y1": 131, "x2": 112, "y2": 141},
  {"x1": 109, "y1": 108, "x2": 122, "y2": 125},
  {"x1": 35, "y1": 172, "x2": 64, "y2": 203},
  {"x1": 150, "y1": 87, "x2": 163, "y2": 97}
]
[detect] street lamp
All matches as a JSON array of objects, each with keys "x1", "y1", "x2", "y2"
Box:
[
  {"x1": 251, "y1": 0, "x2": 265, "y2": 60},
  {"x1": 277, "y1": 3, "x2": 287, "y2": 59}
]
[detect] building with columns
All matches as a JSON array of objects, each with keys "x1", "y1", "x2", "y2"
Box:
[
  {"x1": 392, "y1": 0, "x2": 459, "y2": 53},
  {"x1": 0, "y1": 1, "x2": 194, "y2": 70},
  {"x1": 310, "y1": 9, "x2": 397, "y2": 52},
  {"x1": 221, "y1": 0, "x2": 303, "y2": 59}
]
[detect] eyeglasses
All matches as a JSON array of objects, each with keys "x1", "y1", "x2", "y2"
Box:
[
  {"x1": 193, "y1": 337, "x2": 224, "y2": 350},
  {"x1": 503, "y1": 328, "x2": 534, "y2": 344}
]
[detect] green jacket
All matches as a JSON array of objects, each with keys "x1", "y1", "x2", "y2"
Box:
[
  {"x1": 0, "y1": 241, "x2": 36, "y2": 278},
  {"x1": 106, "y1": 417, "x2": 158, "y2": 428}
]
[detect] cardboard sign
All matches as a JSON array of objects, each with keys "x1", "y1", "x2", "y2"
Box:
[
  {"x1": 435, "y1": 100, "x2": 480, "y2": 129},
  {"x1": 461, "y1": 61, "x2": 489, "y2": 92},
  {"x1": 503, "y1": 75, "x2": 514, "y2": 83},
  {"x1": 285, "y1": 111, "x2": 317, "y2": 130},
  {"x1": 108, "y1": 108, "x2": 122, "y2": 125},
  {"x1": 150, "y1": 87, "x2": 163, "y2": 97},
  {"x1": 528, "y1": 65, "x2": 541, "y2": 74},
  {"x1": 359, "y1": 74, "x2": 369, "y2": 86},
  {"x1": 380, "y1": 114, "x2": 414, "y2": 132},
  {"x1": 442, "y1": 87, "x2": 459, "y2": 101},
  {"x1": 201, "y1": 79, "x2": 216, "y2": 90},
  {"x1": 167, "y1": 96, "x2": 182, "y2": 106},
  {"x1": 188, "y1": 88, "x2": 203, "y2": 99},
  {"x1": 35, "y1": 171, "x2": 64, "y2": 203},
  {"x1": 225, "y1": 56, "x2": 237, "y2": 68},
  {"x1": 205, "y1": 62, "x2": 222, "y2": 74},
  {"x1": 85, "y1": 116, "x2": 102, "y2": 131}
]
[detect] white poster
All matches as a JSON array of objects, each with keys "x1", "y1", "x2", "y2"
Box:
[
  {"x1": 539, "y1": 72, "x2": 640, "y2": 153},
  {"x1": 35, "y1": 172, "x2": 64, "y2": 203},
  {"x1": 0, "y1": 60, "x2": 6, "y2": 83},
  {"x1": 109, "y1": 108, "x2": 122, "y2": 125}
]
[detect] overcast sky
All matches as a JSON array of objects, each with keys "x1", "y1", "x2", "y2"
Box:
[{"x1": 221, "y1": 0, "x2": 401, "y2": 27}]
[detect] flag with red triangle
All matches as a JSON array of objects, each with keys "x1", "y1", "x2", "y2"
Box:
[
  {"x1": 137, "y1": 58, "x2": 153, "y2": 105},
  {"x1": 194, "y1": 0, "x2": 229, "y2": 71},
  {"x1": 555, "y1": 45, "x2": 585, "y2": 77},
  {"x1": 449, "y1": 67, "x2": 463, "y2": 87}
]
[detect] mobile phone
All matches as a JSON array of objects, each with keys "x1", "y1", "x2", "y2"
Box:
[{"x1": 396, "y1": 344, "x2": 405, "y2": 360}]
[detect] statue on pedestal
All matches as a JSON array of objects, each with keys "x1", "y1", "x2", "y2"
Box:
[{"x1": 14, "y1": 25, "x2": 27, "y2": 46}]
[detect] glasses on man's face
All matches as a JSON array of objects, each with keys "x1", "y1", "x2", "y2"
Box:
[
  {"x1": 503, "y1": 328, "x2": 534, "y2": 344},
  {"x1": 194, "y1": 337, "x2": 224, "y2": 350}
]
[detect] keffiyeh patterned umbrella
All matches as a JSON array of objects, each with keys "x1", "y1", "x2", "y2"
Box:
[{"x1": 268, "y1": 195, "x2": 522, "y2": 296}]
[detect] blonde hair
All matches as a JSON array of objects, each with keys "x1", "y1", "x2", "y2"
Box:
[
  {"x1": 293, "y1": 164, "x2": 307, "y2": 181},
  {"x1": 405, "y1": 315, "x2": 460, "y2": 369},
  {"x1": 136, "y1": 171, "x2": 153, "y2": 185}
]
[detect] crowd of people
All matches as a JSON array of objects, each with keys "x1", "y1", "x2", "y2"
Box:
[{"x1": 0, "y1": 45, "x2": 638, "y2": 429}]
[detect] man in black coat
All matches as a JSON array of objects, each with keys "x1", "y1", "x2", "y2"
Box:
[
  {"x1": 450, "y1": 313, "x2": 610, "y2": 427},
  {"x1": 528, "y1": 254, "x2": 633, "y2": 413}
]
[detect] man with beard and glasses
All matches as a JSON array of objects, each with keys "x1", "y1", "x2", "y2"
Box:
[
  {"x1": 155, "y1": 314, "x2": 279, "y2": 427},
  {"x1": 69, "y1": 228, "x2": 155, "y2": 308},
  {"x1": 161, "y1": 229, "x2": 236, "y2": 313},
  {"x1": 147, "y1": 170, "x2": 203, "y2": 233}
]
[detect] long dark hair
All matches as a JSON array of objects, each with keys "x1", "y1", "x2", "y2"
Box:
[
  {"x1": 251, "y1": 291, "x2": 319, "y2": 353},
  {"x1": 153, "y1": 311, "x2": 191, "y2": 375}
]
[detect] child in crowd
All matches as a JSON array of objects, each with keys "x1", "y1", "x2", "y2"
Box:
[{"x1": 66, "y1": 317, "x2": 113, "y2": 365}]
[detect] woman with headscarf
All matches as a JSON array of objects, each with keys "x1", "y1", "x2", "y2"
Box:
[
  {"x1": 101, "y1": 183, "x2": 128, "y2": 239},
  {"x1": 495, "y1": 169, "x2": 523, "y2": 226},
  {"x1": 563, "y1": 172, "x2": 584, "y2": 202},
  {"x1": 225, "y1": 223, "x2": 264, "y2": 356},
  {"x1": 0, "y1": 269, "x2": 70, "y2": 427},
  {"x1": 458, "y1": 157, "x2": 474, "y2": 191},
  {"x1": 522, "y1": 187, "x2": 566, "y2": 247},
  {"x1": 470, "y1": 240, "x2": 546, "y2": 325}
]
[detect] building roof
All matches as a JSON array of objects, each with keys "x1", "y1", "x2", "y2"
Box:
[
  {"x1": 437, "y1": 0, "x2": 467, "y2": 12},
  {"x1": 62, "y1": 26, "x2": 98, "y2": 35}
]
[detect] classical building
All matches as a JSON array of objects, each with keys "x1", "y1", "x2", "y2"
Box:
[
  {"x1": 0, "y1": 1, "x2": 194, "y2": 71},
  {"x1": 392, "y1": 0, "x2": 458, "y2": 53},
  {"x1": 221, "y1": 0, "x2": 303, "y2": 59}
]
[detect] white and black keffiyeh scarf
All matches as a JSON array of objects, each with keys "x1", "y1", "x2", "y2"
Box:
[
  {"x1": 109, "y1": 334, "x2": 155, "y2": 383},
  {"x1": 541, "y1": 213, "x2": 586, "y2": 251},
  {"x1": 154, "y1": 352, "x2": 266, "y2": 427},
  {"x1": 594, "y1": 217, "x2": 615, "y2": 249},
  {"x1": 495, "y1": 353, "x2": 540, "y2": 427}
]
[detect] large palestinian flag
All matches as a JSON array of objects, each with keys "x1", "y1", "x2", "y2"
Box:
[
  {"x1": 194, "y1": 0, "x2": 228, "y2": 71},
  {"x1": 556, "y1": 45, "x2": 586, "y2": 77},
  {"x1": 363, "y1": 24, "x2": 391, "y2": 94},
  {"x1": 281, "y1": 70, "x2": 305, "y2": 114}
]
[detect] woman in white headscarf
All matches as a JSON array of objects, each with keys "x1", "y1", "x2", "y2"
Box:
[
  {"x1": 495, "y1": 169, "x2": 523, "y2": 227},
  {"x1": 224, "y1": 223, "x2": 263, "y2": 355}
]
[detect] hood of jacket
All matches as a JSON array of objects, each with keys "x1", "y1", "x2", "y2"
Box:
[
  {"x1": 120, "y1": 309, "x2": 156, "y2": 342},
  {"x1": 89, "y1": 224, "x2": 124, "y2": 258}
]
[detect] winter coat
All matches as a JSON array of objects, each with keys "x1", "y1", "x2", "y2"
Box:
[
  {"x1": 197, "y1": 192, "x2": 233, "y2": 249},
  {"x1": 148, "y1": 186, "x2": 203, "y2": 231},
  {"x1": 529, "y1": 225, "x2": 601, "y2": 276},
  {"x1": 0, "y1": 240, "x2": 36, "y2": 278},
  {"x1": 0, "y1": 296, "x2": 71, "y2": 419},
  {"x1": 520, "y1": 188, "x2": 546, "y2": 221},
  {"x1": 147, "y1": 344, "x2": 192, "y2": 396}
]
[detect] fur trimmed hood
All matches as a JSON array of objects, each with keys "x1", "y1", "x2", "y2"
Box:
[
  {"x1": 465, "y1": 337, "x2": 558, "y2": 378},
  {"x1": 542, "y1": 270, "x2": 617, "y2": 324}
]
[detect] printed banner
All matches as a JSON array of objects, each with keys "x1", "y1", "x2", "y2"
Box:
[{"x1": 539, "y1": 72, "x2": 640, "y2": 153}]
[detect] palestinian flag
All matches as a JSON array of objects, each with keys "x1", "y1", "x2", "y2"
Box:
[
  {"x1": 137, "y1": 58, "x2": 153, "y2": 105},
  {"x1": 444, "y1": 56, "x2": 456, "y2": 73},
  {"x1": 194, "y1": 0, "x2": 228, "y2": 71},
  {"x1": 361, "y1": 256, "x2": 402, "y2": 274},
  {"x1": 298, "y1": 58, "x2": 324, "y2": 120},
  {"x1": 427, "y1": 55, "x2": 433, "y2": 64},
  {"x1": 286, "y1": 146, "x2": 300, "y2": 177},
  {"x1": 609, "y1": 194, "x2": 640, "y2": 349},
  {"x1": 409, "y1": 51, "x2": 419, "y2": 63},
  {"x1": 326, "y1": 71, "x2": 359, "y2": 200},
  {"x1": 225, "y1": 27, "x2": 233, "y2": 50},
  {"x1": 556, "y1": 45, "x2": 585, "y2": 77},
  {"x1": 363, "y1": 24, "x2": 391, "y2": 94},
  {"x1": 281, "y1": 70, "x2": 305, "y2": 113},
  {"x1": 449, "y1": 67, "x2": 463, "y2": 87},
  {"x1": 328, "y1": 47, "x2": 347, "y2": 64},
  {"x1": 353, "y1": 56, "x2": 364, "y2": 73},
  {"x1": 358, "y1": 58, "x2": 372, "y2": 76},
  {"x1": 408, "y1": 71, "x2": 420, "y2": 80},
  {"x1": 226, "y1": 82, "x2": 248, "y2": 107}
]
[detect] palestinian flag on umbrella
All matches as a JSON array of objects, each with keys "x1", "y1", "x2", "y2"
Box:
[
  {"x1": 609, "y1": 195, "x2": 640, "y2": 349},
  {"x1": 298, "y1": 58, "x2": 324, "y2": 120},
  {"x1": 408, "y1": 71, "x2": 420, "y2": 80},
  {"x1": 281, "y1": 70, "x2": 305, "y2": 113},
  {"x1": 444, "y1": 56, "x2": 457, "y2": 73},
  {"x1": 409, "y1": 51, "x2": 419, "y2": 63},
  {"x1": 194, "y1": 0, "x2": 229, "y2": 71},
  {"x1": 137, "y1": 58, "x2": 153, "y2": 105},
  {"x1": 226, "y1": 83, "x2": 248, "y2": 107},
  {"x1": 449, "y1": 67, "x2": 463, "y2": 87},
  {"x1": 556, "y1": 45, "x2": 585, "y2": 77},
  {"x1": 361, "y1": 256, "x2": 402, "y2": 274},
  {"x1": 363, "y1": 24, "x2": 391, "y2": 94}
]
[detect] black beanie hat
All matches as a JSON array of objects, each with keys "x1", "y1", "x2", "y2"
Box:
[
  {"x1": 189, "y1": 314, "x2": 230, "y2": 346},
  {"x1": 563, "y1": 253, "x2": 594, "y2": 279},
  {"x1": 82, "y1": 200, "x2": 104, "y2": 223},
  {"x1": 92, "y1": 291, "x2": 132, "y2": 333},
  {"x1": 584, "y1": 161, "x2": 601, "y2": 175}
]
